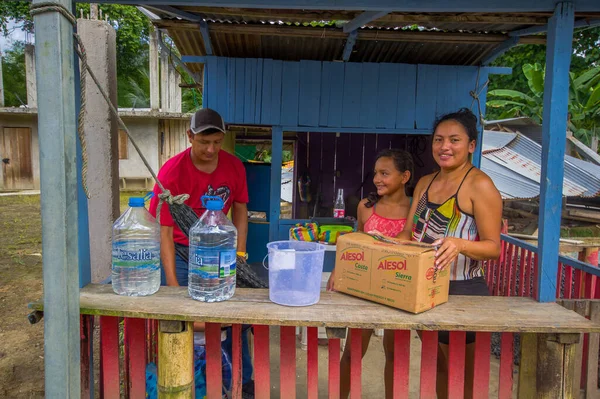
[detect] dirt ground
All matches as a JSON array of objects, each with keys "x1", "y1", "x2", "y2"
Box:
[
  {"x1": 0, "y1": 193, "x2": 514, "y2": 398},
  {"x1": 0, "y1": 194, "x2": 44, "y2": 398}
]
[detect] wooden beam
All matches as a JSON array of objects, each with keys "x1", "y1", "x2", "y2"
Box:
[
  {"x1": 342, "y1": 29, "x2": 358, "y2": 61},
  {"x1": 155, "y1": 20, "x2": 547, "y2": 45},
  {"x1": 510, "y1": 17, "x2": 600, "y2": 36},
  {"x1": 74, "y1": 0, "x2": 600, "y2": 13},
  {"x1": 537, "y1": 2, "x2": 575, "y2": 303},
  {"x1": 145, "y1": 4, "x2": 201, "y2": 21},
  {"x1": 199, "y1": 20, "x2": 213, "y2": 55},
  {"x1": 343, "y1": 10, "x2": 390, "y2": 33},
  {"x1": 481, "y1": 36, "x2": 519, "y2": 65}
]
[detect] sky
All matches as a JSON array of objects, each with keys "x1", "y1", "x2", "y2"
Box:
[{"x1": 1, "y1": 20, "x2": 32, "y2": 53}]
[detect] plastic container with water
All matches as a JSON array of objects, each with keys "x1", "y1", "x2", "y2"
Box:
[
  {"x1": 188, "y1": 196, "x2": 237, "y2": 302},
  {"x1": 112, "y1": 195, "x2": 161, "y2": 296},
  {"x1": 267, "y1": 241, "x2": 325, "y2": 306}
]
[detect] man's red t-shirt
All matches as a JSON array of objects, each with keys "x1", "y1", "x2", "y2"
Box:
[{"x1": 149, "y1": 148, "x2": 249, "y2": 246}]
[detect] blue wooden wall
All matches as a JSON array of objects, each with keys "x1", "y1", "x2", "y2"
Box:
[{"x1": 203, "y1": 56, "x2": 488, "y2": 131}]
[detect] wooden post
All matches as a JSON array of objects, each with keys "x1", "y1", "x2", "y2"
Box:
[
  {"x1": 518, "y1": 333, "x2": 539, "y2": 398},
  {"x1": 158, "y1": 320, "x2": 194, "y2": 399},
  {"x1": 536, "y1": 333, "x2": 580, "y2": 399},
  {"x1": 537, "y1": 2, "x2": 575, "y2": 302}
]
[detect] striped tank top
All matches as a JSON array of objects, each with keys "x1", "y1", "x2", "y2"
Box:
[{"x1": 411, "y1": 167, "x2": 482, "y2": 281}]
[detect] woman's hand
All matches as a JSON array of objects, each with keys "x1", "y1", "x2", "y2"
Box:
[
  {"x1": 327, "y1": 269, "x2": 336, "y2": 291},
  {"x1": 432, "y1": 237, "x2": 466, "y2": 271}
]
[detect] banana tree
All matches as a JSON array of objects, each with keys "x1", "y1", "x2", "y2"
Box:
[{"x1": 487, "y1": 63, "x2": 600, "y2": 146}]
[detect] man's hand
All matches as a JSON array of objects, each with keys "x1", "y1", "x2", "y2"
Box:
[{"x1": 326, "y1": 269, "x2": 336, "y2": 291}]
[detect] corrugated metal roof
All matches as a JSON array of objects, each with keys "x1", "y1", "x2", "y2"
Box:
[
  {"x1": 147, "y1": 6, "x2": 584, "y2": 66},
  {"x1": 481, "y1": 131, "x2": 600, "y2": 199}
]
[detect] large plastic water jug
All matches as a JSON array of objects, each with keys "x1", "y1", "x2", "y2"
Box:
[{"x1": 266, "y1": 241, "x2": 325, "y2": 306}]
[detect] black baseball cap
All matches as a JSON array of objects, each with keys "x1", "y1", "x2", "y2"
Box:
[{"x1": 190, "y1": 108, "x2": 226, "y2": 134}]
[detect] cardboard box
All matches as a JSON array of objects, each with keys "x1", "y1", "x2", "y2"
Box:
[{"x1": 334, "y1": 232, "x2": 450, "y2": 314}]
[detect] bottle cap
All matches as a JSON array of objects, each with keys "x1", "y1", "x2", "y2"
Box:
[
  {"x1": 202, "y1": 195, "x2": 224, "y2": 211},
  {"x1": 128, "y1": 197, "x2": 145, "y2": 207}
]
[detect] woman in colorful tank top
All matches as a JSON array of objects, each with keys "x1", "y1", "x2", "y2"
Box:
[
  {"x1": 328, "y1": 149, "x2": 413, "y2": 399},
  {"x1": 398, "y1": 108, "x2": 502, "y2": 399}
]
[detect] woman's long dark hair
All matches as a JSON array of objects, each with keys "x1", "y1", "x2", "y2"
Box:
[{"x1": 365, "y1": 149, "x2": 413, "y2": 208}]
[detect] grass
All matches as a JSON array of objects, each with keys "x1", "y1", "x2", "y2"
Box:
[{"x1": 561, "y1": 226, "x2": 600, "y2": 238}]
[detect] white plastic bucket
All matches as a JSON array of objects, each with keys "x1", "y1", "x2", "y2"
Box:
[{"x1": 266, "y1": 241, "x2": 325, "y2": 306}]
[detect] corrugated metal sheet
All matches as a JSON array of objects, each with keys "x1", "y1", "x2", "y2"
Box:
[
  {"x1": 165, "y1": 25, "x2": 501, "y2": 66},
  {"x1": 481, "y1": 131, "x2": 600, "y2": 199}
]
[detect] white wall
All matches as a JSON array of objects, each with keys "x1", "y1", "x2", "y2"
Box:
[
  {"x1": 119, "y1": 117, "x2": 159, "y2": 178},
  {"x1": 0, "y1": 112, "x2": 40, "y2": 190}
]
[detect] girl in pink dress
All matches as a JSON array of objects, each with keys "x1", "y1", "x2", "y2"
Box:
[{"x1": 328, "y1": 148, "x2": 413, "y2": 399}]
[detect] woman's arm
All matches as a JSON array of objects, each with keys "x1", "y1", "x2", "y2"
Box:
[{"x1": 433, "y1": 173, "x2": 502, "y2": 269}]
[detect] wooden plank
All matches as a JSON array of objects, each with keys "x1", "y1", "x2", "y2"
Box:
[
  {"x1": 280, "y1": 326, "x2": 296, "y2": 398},
  {"x1": 320, "y1": 133, "x2": 337, "y2": 208},
  {"x1": 376, "y1": 63, "x2": 400, "y2": 129},
  {"x1": 244, "y1": 58, "x2": 257, "y2": 124},
  {"x1": 420, "y1": 331, "x2": 438, "y2": 399},
  {"x1": 395, "y1": 64, "x2": 417, "y2": 129},
  {"x1": 206, "y1": 322, "x2": 223, "y2": 399},
  {"x1": 575, "y1": 269, "x2": 583, "y2": 299},
  {"x1": 226, "y1": 57, "x2": 237, "y2": 121},
  {"x1": 204, "y1": 56, "x2": 217, "y2": 109},
  {"x1": 393, "y1": 330, "x2": 410, "y2": 398},
  {"x1": 307, "y1": 327, "x2": 319, "y2": 399},
  {"x1": 100, "y1": 316, "x2": 120, "y2": 399},
  {"x1": 231, "y1": 324, "x2": 243, "y2": 399},
  {"x1": 158, "y1": 320, "x2": 194, "y2": 399},
  {"x1": 319, "y1": 62, "x2": 333, "y2": 127},
  {"x1": 298, "y1": 60, "x2": 321, "y2": 127},
  {"x1": 566, "y1": 265, "x2": 574, "y2": 300},
  {"x1": 270, "y1": 60, "x2": 283, "y2": 125},
  {"x1": 586, "y1": 302, "x2": 600, "y2": 397},
  {"x1": 281, "y1": 61, "x2": 300, "y2": 126},
  {"x1": 35, "y1": 285, "x2": 600, "y2": 332},
  {"x1": 261, "y1": 59, "x2": 273, "y2": 124},
  {"x1": 328, "y1": 338, "x2": 341, "y2": 399},
  {"x1": 498, "y1": 332, "x2": 514, "y2": 399},
  {"x1": 557, "y1": 263, "x2": 564, "y2": 299},
  {"x1": 505, "y1": 243, "x2": 514, "y2": 296},
  {"x1": 359, "y1": 63, "x2": 379, "y2": 129},
  {"x1": 435, "y1": 66, "x2": 458, "y2": 119},
  {"x1": 342, "y1": 63, "x2": 362, "y2": 128},
  {"x1": 518, "y1": 247, "x2": 526, "y2": 297},
  {"x1": 415, "y1": 65, "x2": 439, "y2": 129},
  {"x1": 125, "y1": 318, "x2": 147, "y2": 399},
  {"x1": 518, "y1": 333, "x2": 538, "y2": 398},
  {"x1": 350, "y1": 328, "x2": 362, "y2": 399},
  {"x1": 80, "y1": 315, "x2": 93, "y2": 399},
  {"x1": 254, "y1": 325, "x2": 270, "y2": 399},
  {"x1": 525, "y1": 250, "x2": 533, "y2": 298},
  {"x1": 448, "y1": 331, "x2": 466, "y2": 399},
  {"x1": 472, "y1": 332, "x2": 491, "y2": 399},
  {"x1": 234, "y1": 58, "x2": 245, "y2": 123},
  {"x1": 255, "y1": 59, "x2": 264, "y2": 124},
  {"x1": 564, "y1": 301, "x2": 585, "y2": 399},
  {"x1": 327, "y1": 62, "x2": 345, "y2": 128}
]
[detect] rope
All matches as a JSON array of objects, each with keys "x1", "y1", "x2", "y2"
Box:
[
  {"x1": 470, "y1": 67, "x2": 490, "y2": 127},
  {"x1": 30, "y1": 2, "x2": 185, "y2": 220}
]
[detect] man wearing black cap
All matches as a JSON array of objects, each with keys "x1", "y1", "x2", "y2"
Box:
[{"x1": 149, "y1": 108, "x2": 254, "y2": 397}]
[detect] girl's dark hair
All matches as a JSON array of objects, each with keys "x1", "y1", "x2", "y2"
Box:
[
  {"x1": 365, "y1": 149, "x2": 413, "y2": 208},
  {"x1": 433, "y1": 108, "x2": 479, "y2": 142}
]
